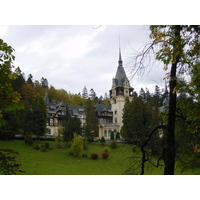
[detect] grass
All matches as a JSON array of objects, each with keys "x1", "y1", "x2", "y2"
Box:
[{"x1": 0, "y1": 140, "x2": 199, "y2": 175}]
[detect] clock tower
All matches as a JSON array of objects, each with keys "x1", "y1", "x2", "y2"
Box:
[{"x1": 109, "y1": 47, "x2": 134, "y2": 131}]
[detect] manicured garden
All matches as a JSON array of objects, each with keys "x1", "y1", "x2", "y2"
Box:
[{"x1": 0, "y1": 140, "x2": 199, "y2": 175}]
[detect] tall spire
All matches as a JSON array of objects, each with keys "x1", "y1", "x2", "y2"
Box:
[{"x1": 118, "y1": 35, "x2": 123, "y2": 66}]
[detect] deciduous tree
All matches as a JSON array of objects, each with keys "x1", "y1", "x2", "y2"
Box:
[{"x1": 0, "y1": 39, "x2": 24, "y2": 126}]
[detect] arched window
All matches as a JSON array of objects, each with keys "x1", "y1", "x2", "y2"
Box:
[
  {"x1": 104, "y1": 130, "x2": 107, "y2": 137},
  {"x1": 108, "y1": 129, "x2": 112, "y2": 136}
]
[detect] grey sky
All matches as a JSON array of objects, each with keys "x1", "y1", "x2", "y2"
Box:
[{"x1": 0, "y1": 25, "x2": 167, "y2": 96}]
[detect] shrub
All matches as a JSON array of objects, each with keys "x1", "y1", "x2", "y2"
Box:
[
  {"x1": 40, "y1": 146, "x2": 48, "y2": 152},
  {"x1": 82, "y1": 153, "x2": 88, "y2": 157},
  {"x1": 100, "y1": 136, "x2": 105, "y2": 144},
  {"x1": 110, "y1": 141, "x2": 117, "y2": 149},
  {"x1": 102, "y1": 152, "x2": 109, "y2": 159},
  {"x1": 132, "y1": 145, "x2": 137, "y2": 153},
  {"x1": 44, "y1": 142, "x2": 50, "y2": 149},
  {"x1": 24, "y1": 134, "x2": 33, "y2": 146},
  {"x1": 104, "y1": 147, "x2": 109, "y2": 152},
  {"x1": 91, "y1": 153, "x2": 98, "y2": 159},
  {"x1": 69, "y1": 133, "x2": 84, "y2": 157},
  {"x1": 33, "y1": 144, "x2": 41, "y2": 150},
  {"x1": 55, "y1": 134, "x2": 64, "y2": 149}
]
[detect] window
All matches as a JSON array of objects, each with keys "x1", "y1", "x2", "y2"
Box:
[
  {"x1": 115, "y1": 118, "x2": 117, "y2": 123},
  {"x1": 115, "y1": 110, "x2": 117, "y2": 115},
  {"x1": 104, "y1": 130, "x2": 107, "y2": 137}
]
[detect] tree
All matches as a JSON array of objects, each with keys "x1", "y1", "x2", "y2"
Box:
[
  {"x1": 31, "y1": 94, "x2": 46, "y2": 139},
  {"x1": 89, "y1": 88, "x2": 96, "y2": 100},
  {"x1": 69, "y1": 133, "x2": 84, "y2": 157},
  {"x1": 0, "y1": 149, "x2": 25, "y2": 174},
  {"x1": 0, "y1": 39, "x2": 24, "y2": 126},
  {"x1": 139, "y1": 88, "x2": 146, "y2": 103},
  {"x1": 41, "y1": 77, "x2": 48, "y2": 88},
  {"x1": 84, "y1": 99, "x2": 99, "y2": 141},
  {"x1": 11, "y1": 67, "x2": 26, "y2": 92},
  {"x1": 150, "y1": 25, "x2": 200, "y2": 175},
  {"x1": 82, "y1": 86, "x2": 88, "y2": 99},
  {"x1": 122, "y1": 97, "x2": 148, "y2": 145},
  {"x1": 27, "y1": 74, "x2": 33, "y2": 85},
  {"x1": 0, "y1": 38, "x2": 24, "y2": 174},
  {"x1": 130, "y1": 25, "x2": 200, "y2": 175},
  {"x1": 153, "y1": 85, "x2": 162, "y2": 106},
  {"x1": 63, "y1": 116, "x2": 82, "y2": 142}
]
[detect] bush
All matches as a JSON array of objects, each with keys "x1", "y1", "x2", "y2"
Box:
[
  {"x1": 132, "y1": 145, "x2": 137, "y2": 153},
  {"x1": 82, "y1": 153, "x2": 88, "y2": 157},
  {"x1": 69, "y1": 133, "x2": 84, "y2": 157},
  {"x1": 104, "y1": 147, "x2": 109, "y2": 152},
  {"x1": 40, "y1": 146, "x2": 48, "y2": 152},
  {"x1": 100, "y1": 136, "x2": 105, "y2": 144},
  {"x1": 24, "y1": 134, "x2": 33, "y2": 146},
  {"x1": 91, "y1": 153, "x2": 98, "y2": 159},
  {"x1": 55, "y1": 134, "x2": 64, "y2": 149},
  {"x1": 110, "y1": 141, "x2": 117, "y2": 149},
  {"x1": 33, "y1": 144, "x2": 41, "y2": 150},
  {"x1": 44, "y1": 142, "x2": 50, "y2": 149},
  {"x1": 102, "y1": 152, "x2": 109, "y2": 159}
]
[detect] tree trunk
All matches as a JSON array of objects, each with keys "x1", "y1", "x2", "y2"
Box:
[{"x1": 164, "y1": 26, "x2": 181, "y2": 175}]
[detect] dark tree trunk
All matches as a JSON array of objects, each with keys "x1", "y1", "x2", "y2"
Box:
[{"x1": 164, "y1": 26, "x2": 181, "y2": 175}]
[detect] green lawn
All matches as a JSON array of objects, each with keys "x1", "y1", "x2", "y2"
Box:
[{"x1": 0, "y1": 140, "x2": 198, "y2": 175}]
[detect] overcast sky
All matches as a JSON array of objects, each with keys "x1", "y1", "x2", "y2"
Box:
[{"x1": 0, "y1": 25, "x2": 168, "y2": 97}]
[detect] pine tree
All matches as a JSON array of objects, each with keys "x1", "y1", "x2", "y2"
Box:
[
  {"x1": 84, "y1": 99, "x2": 99, "y2": 141},
  {"x1": 82, "y1": 86, "x2": 88, "y2": 99},
  {"x1": 31, "y1": 94, "x2": 46, "y2": 139}
]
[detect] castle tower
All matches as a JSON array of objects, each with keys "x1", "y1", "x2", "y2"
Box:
[{"x1": 109, "y1": 47, "x2": 134, "y2": 131}]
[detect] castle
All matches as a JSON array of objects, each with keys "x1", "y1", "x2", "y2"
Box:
[{"x1": 44, "y1": 47, "x2": 133, "y2": 139}]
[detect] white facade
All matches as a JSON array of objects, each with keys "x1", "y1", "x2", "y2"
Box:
[{"x1": 98, "y1": 48, "x2": 134, "y2": 139}]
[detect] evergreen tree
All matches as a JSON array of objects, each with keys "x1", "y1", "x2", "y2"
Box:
[
  {"x1": 31, "y1": 94, "x2": 46, "y2": 139},
  {"x1": 41, "y1": 77, "x2": 48, "y2": 88},
  {"x1": 63, "y1": 116, "x2": 82, "y2": 142},
  {"x1": 82, "y1": 86, "x2": 88, "y2": 99},
  {"x1": 84, "y1": 99, "x2": 99, "y2": 141},
  {"x1": 122, "y1": 97, "x2": 148, "y2": 145},
  {"x1": 11, "y1": 67, "x2": 26, "y2": 92},
  {"x1": 139, "y1": 88, "x2": 146, "y2": 103},
  {"x1": 153, "y1": 85, "x2": 162, "y2": 106},
  {"x1": 27, "y1": 74, "x2": 34, "y2": 85},
  {"x1": 89, "y1": 88, "x2": 96, "y2": 100}
]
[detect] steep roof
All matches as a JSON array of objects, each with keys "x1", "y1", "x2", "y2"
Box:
[
  {"x1": 68, "y1": 105, "x2": 84, "y2": 117},
  {"x1": 95, "y1": 104, "x2": 112, "y2": 117},
  {"x1": 114, "y1": 48, "x2": 129, "y2": 87}
]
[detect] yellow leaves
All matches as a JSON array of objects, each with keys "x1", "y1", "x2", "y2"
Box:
[
  {"x1": 172, "y1": 86, "x2": 177, "y2": 94},
  {"x1": 164, "y1": 66, "x2": 168, "y2": 71}
]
